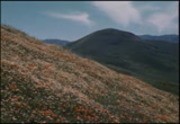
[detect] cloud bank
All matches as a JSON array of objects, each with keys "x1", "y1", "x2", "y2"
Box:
[
  {"x1": 43, "y1": 2, "x2": 178, "y2": 34},
  {"x1": 147, "y1": 12, "x2": 178, "y2": 33},
  {"x1": 148, "y1": 3, "x2": 178, "y2": 33},
  {"x1": 92, "y1": 1, "x2": 141, "y2": 26},
  {"x1": 91, "y1": 1, "x2": 178, "y2": 34}
]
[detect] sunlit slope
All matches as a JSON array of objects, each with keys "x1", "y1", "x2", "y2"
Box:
[{"x1": 1, "y1": 25, "x2": 179, "y2": 123}]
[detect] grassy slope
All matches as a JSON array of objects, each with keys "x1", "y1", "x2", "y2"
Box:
[
  {"x1": 1, "y1": 25, "x2": 179, "y2": 123},
  {"x1": 67, "y1": 29, "x2": 179, "y2": 95}
]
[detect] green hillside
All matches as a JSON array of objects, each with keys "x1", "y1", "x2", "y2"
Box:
[{"x1": 67, "y1": 29, "x2": 179, "y2": 95}]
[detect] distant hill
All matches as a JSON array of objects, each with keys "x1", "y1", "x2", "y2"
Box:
[
  {"x1": 139, "y1": 34, "x2": 179, "y2": 43},
  {"x1": 1, "y1": 25, "x2": 179, "y2": 123},
  {"x1": 67, "y1": 28, "x2": 179, "y2": 95},
  {"x1": 43, "y1": 39, "x2": 69, "y2": 46}
]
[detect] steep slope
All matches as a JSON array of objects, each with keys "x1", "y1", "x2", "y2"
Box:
[
  {"x1": 43, "y1": 39, "x2": 69, "y2": 46},
  {"x1": 1, "y1": 25, "x2": 179, "y2": 123},
  {"x1": 67, "y1": 29, "x2": 179, "y2": 95},
  {"x1": 139, "y1": 34, "x2": 179, "y2": 43}
]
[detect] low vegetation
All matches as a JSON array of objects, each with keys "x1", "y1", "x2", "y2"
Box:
[{"x1": 1, "y1": 25, "x2": 179, "y2": 123}]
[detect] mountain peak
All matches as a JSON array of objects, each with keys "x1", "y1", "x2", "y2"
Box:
[
  {"x1": 92, "y1": 28, "x2": 138, "y2": 38},
  {"x1": 68, "y1": 28, "x2": 141, "y2": 51}
]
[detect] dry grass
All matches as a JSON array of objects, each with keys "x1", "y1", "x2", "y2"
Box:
[{"x1": 1, "y1": 25, "x2": 179, "y2": 123}]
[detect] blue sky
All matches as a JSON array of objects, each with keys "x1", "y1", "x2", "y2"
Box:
[{"x1": 1, "y1": 1, "x2": 179, "y2": 41}]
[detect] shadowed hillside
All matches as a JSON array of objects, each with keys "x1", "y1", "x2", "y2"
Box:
[
  {"x1": 67, "y1": 29, "x2": 179, "y2": 95},
  {"x1": 1, "y1": 25, "x2": 179, "y2": 123}
]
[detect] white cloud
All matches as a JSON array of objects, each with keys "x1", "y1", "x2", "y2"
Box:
[
  {"x1": 92, "y1": 1, "x2": 142, "y2": 26},
  {"x1": 91, "y1": 1, "x2": 178, "y2": 34},
  {"x1": 147, "y1": 13, "x2": 177, "y2": 33},
  {"x1": 45, "y1": 12, "x2": 94, "y2": 26},
  {"x1": 146, "y1": 3, "x2": 178, "y2": 33}
]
